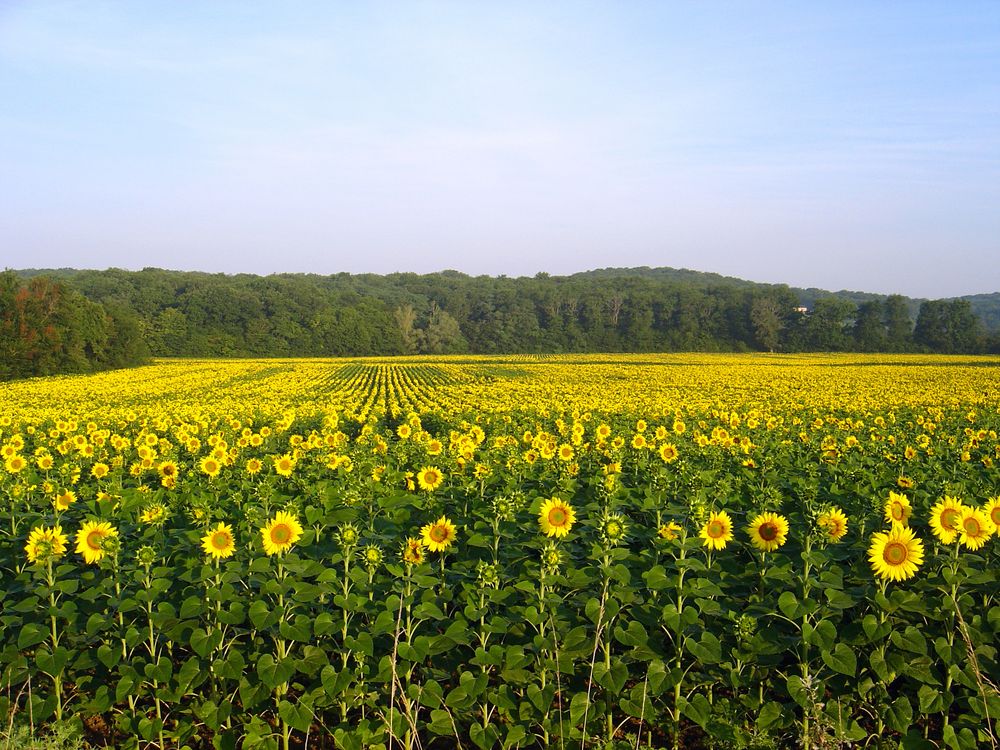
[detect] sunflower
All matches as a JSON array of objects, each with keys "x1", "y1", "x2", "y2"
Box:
[
  {"x1": 658, "y1": 521, "x2": 682, "y2": 541},
  {"x1": 402, "y1": 537, "x2": 425, "y2": 565},
  {"x1": 245, "y1": 458, "x2": 263, "y2": 475},
  {"x1": 538, "y1": 497, "x2": 576, "y2": 538},
  {"x1": 260, "y1": 511, "x2": 303, "y2": 556},
  {"x1": 76, "y1": 520, "x2": 118, "y2": 565},
  {"x1": 883, "y1": 491, "x2": 912, "y2": 527},
  {"x1": 25, "y1": 524, "x2": 68, "y2": 563},
  {"x1": 91, "y1": 463, "x2": 110, "y2": 479},
  {"x1": 273, "y1": 454, "x2": 296, "y2": 477},
  {"x1": 158, "y1": 461, "x2": 178, "y2": 479},
  {"x1": 896, "y1": 476, "x2": 915, "y2": 490},
  {"x1": 600, "y1": 512, "x2": 628, "y2": 545},
  {"x1": 199, "y1": 455, "x2": 221, "y2": 478},
  {"x1": 4, "y1": 455, "x2": 26, "y2": 473},
  {"x1": 658, "y1": 443, "x2": 679, "y2": 463},
  {"x1": 53, "y1": 489, "x2": 77, "y2": 512},
  {"x1": 958, "y1": 507, "x2": 993, "y2": 551},
  {"x1": 421, "y1": 516, "x2": 458, "y2": 552},
  {"x1": 139, "y1": 504, "x2": 167, "y2": 525},
  {"x1": 982, "y1": 497, "x2": 1000, "y2": 532},
  {"x1": 558, "y1": 444, "x2": 574, "y2": 461},
  {"x1": 362, "y1": 544, "x2": 383, "y2": 569},
  {"x1": 416, "y1": 466, "x2": 443, "y2": 492},
  {"x1": 868, "y1": 526, "x2": 924, "y2": 582},
  {"x1": 817, "y1": 507, "x2": 848, "y2": 542},
  {"x1": 928, "y1": 496, "x2": 965, "y2": 545},
  {"x1": 747, "y1": 512, "x2": 789, "y2": 552},
  {"x1": 201, "y1": 522, "x2": 237, "y2": 559},
  {"x1": 700, "y1": 510, "x2": 734, "y2": 550}
]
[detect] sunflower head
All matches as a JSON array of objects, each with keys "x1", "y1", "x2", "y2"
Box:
[
  {"x1": 25, "y1": 525, "x2": 69, "y2": 564},
  {"x1": 958, "y1": 507, "x2": 993, "y2": 551},
  {"x1": 420, "y1": 516, "x2": 458, "y2": 553},
  {"x1": 538, "y1": 497, "x2": 576, "y2": 538},
  {"x1": 202, "y1": 522, "x2": 237, "y2": 560},
  {"x1": 658, "y1": 521, "x2": 682, "y2": 541},
  {"x1": 401, "y1": 537, "x2": 425, "y2": 566},
  {"x1": 76, "y1": 521, "x2": 118, "y2": 565},
  {"x1": 816, "y1": 507, "x2": 848, "y2": 543},
  {"x1": 416, "y1": 466, "x2": 444, "y2": 492},
  {"x1": 361, "y1": 544, "x2": 383, "y2": 570},
  {"x1": 700, "y1": 510, "x2": 734, "y2": 551},
  {"x1": 260, "y1": 511, "x2": 303, "y2": 556},
  {"x1": 476, "y1": 561, "x2": 501, "y2": 589},
  {"x1": 335, "y1": 523, "x2": 360, "y2": 550},
  {"x1": 982, "y1": 497, "x2": 1000, "y2": 532},
  {"x1": 599, "y1": 511, "x2": 628, "y2": 546},
  {"x1": 747, "y1": 512, "x2": 789, "y2": 552},
  {"x1": 929, "y1": 496, "x2": 965, "y2": 545},
  {"x1": 868, "y1": 526, "x2": 924, "y2": 582},
  {"x1": 883, "y1": 491, "x2": 912, "y2": 527},
  {"x1": 540, "y1": 542, "x2": 563, "y2": 575}
]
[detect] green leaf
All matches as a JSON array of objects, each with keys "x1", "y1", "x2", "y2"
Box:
[
  {"x1": 97, "y1": 644, "x2": 120, "y2": 669},
  {"x1": 824, "y1": 587, "x2": 855, "y2": 609},
  {"x1": 278, "y1": 700, "x2": 313, "y2": 732},
  {"x1": 687, "y1": 632, "x2": 722, "y2": 664},
  {"x1": 569, "y1": 692, "x2": 589, "y2": 726},
  {"x1": 17, "y1": 623, "x2": 48, "y2": 650},
  {"x1": 679, "y1": 693, "x2": 711, "y2": 728},
  {"x1": 427, "y1": 709, "x2": 455, "y2": 736},
  {"x1": 257, "y1": 654, "x2": 295, "y2": 689},
  {"x1": 757, "y1": 701, "x2": 783, "y2": 729},
  {"x1": 469, "y1": 722, "x2": 500, "y2": 750},
  {"x1": 249, "y1": 600, "x2": 272, "y2": 629},
  {"x1": 917, "y1": 685, "x2": 941, "y2": 714},
  {"x1": 190, "y1": 627, "x2": 222, "y2": 658},
  {"x1": 593, "y1": 658, "x2": 628, "y2": 694},
  {"x1": 891, "y1": 625, "x2": 928, "y2": 655},
  {"x1": 886, "y1": 695, "x2": 912, "y2": 733},
  {"x1": 642, "y1": 565, "x2": 670, "y2": 590},
  {"x1": 502, "y1": 724, "x2": 527, "y2": 750},
  {"x1": 821, "y1": 643, "x2": 856, "y2": 677},
  {"x1": 778, "y1": 591, "x2": 799, "y2": 619},
  {"x1": 786, "y1": 675, "x2": 810, "y2": 709}
]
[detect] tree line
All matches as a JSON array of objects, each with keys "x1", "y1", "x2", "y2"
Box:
[
  {"x1": 3, "y1": 266, "x2": 996, "y2": 378},
  {"x1": 0, "y1": 271, "x2": 149, "y2": 380}
]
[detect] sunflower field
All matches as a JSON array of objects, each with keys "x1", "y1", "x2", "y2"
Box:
[{"x1": 1, "y1": 354, "x2": 999, "y2": 750}]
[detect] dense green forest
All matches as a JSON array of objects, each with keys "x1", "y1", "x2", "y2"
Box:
[
  {"x1": 0, "y1": 271, "x2": 149, "y2": 380},
  {"x1": 5, "y1": 267, "x2": 995, "y2": 371}
]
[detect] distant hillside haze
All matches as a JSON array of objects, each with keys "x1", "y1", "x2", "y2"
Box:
[{"x1": 4, "y1": 266, "x2": 997, "y2": 369}]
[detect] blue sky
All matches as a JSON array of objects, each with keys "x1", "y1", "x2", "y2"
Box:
[{"x1": 1, "y1": 1, "x2": 998, "y2": 297}]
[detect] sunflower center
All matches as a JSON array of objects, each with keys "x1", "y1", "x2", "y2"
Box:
[
  {"x1": 940, "y1": 509, "x2": 960, "y2": 529},
  {"x1": 990, "y1": 507, "x2": 1000, "y2": 526},
  {"x1": 425, "y1": 471, "x2": 439, "y2": 484},
  {"x1": 962, "y1": 517, "x2": 981, "y2": 536},
  {"x1": 270, "y1": 524, "x2": 291, "y2": 544},
  {"x1": 890, "y1": 504, "x2": 905, "y2": 521},
  {"x1": 212, "y1": 532, "x2": 230, "y2": 549},
  {"x1": 758, "y1": 522, "x2": 778, "y2": 541},
  {"x1": 548, "y1": 507, "x2": 568, "y2": 526},
  {"x1": 429, "y1": 525, "x2": 448, "y2": 543},
  {"x1": 707, "y1": 520, "x2": 725, "y2": 538},
  {"x1": 87, "y1": 531, "x2": 104, "y2": 550},
  {"x1": 883, "y1": 541, "x2": 908, "y2": 565}
]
